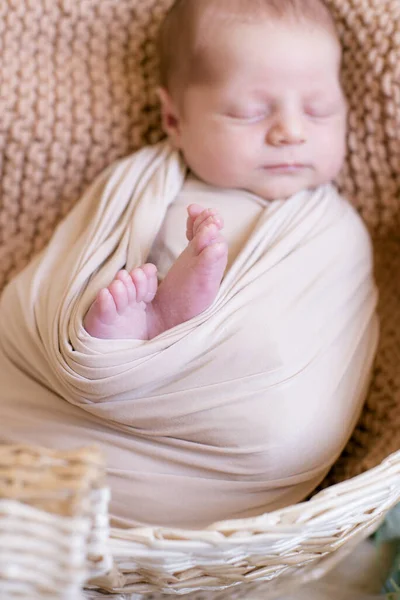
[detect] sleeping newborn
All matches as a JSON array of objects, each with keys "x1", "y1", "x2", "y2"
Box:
[
  {"x1": 0, "y1": 0, "x2": 378, "y2": 529},
  {"x1": 83, "y1": 0, "x2": 348, "y2": 341}
]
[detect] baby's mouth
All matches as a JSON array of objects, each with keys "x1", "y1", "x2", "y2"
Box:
[{"x1": 261, "y1": 163, "x2": 309, "y2": 173}]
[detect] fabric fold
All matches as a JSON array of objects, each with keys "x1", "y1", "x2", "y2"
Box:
[{"x1": 0, "y1": 141, "x2": 378, "y2": 528}]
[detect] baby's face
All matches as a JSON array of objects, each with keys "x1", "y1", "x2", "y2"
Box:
[{"x1": 170, "y1": 20, "x2": 347, "y2": 201}]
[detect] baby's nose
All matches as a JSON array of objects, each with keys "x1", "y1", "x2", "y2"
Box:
[{"x1": 267, "y1": 115, "x2": 306, "y2": 147}]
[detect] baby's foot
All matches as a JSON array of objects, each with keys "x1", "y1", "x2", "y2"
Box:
[
  {"x1": 83, "y1": 264, "x2": 158, "y2": 340},
  {"x1": 84, "y1": 206, "x2": 227, "y2": 340},
  {"x1": 149, "y1": 205, "x2": 228, "y2": 336}
]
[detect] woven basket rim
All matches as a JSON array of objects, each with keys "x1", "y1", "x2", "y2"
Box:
[
  {"x1": 87, "y1": 448, "x2": 400, "y2": 596},
  {"x1": 108, "y1": 448, "x2": 400, "y2": 542}
]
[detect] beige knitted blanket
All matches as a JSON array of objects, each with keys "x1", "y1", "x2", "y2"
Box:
[{"x1": 0, "y1": 141, "x2": 378, "y2": 528}]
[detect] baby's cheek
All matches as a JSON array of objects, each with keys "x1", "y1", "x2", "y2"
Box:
[
  {"x1": 325, "y1": 140, "x2": 346, "y2": 178},
  {"x1": 183, "y1": 141, "x2": 239, "y2": 188},
  {"x1": 314, "y1": 128, "x2": 346, "y2": 180},
  {"x1": 203, "y1": 138, "x2": 247, "y2": 183}
]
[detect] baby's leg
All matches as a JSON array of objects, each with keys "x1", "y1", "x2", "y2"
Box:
[{"x1": 84, "y1": 205, "x2": 228, "y2": 340}]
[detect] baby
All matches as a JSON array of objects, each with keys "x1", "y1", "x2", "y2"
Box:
[
  {"x1": 84, "y1": 0, "x2": 348, "y2": 341},
  {"x1": 0, "y1": 0, "x2": 378, "y2": 529}
]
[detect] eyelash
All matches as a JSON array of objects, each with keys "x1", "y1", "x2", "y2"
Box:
[
  {"x1": 229, "y1": 108, "x2": 333, "y2": 123},
  {"x1": 227, "y1": 111, "x2": 267, "y2": 121},
  {"x1": 305, "y1": 109, "x2": 333, "y2": 119}
]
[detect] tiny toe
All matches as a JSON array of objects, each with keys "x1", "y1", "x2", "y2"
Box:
[
  {"x1": 96, "y1": 288, "x2": 118, "y2": 324},
  {"x1": 130, "y1": 268, "x2": 148, "y2": 302},
  {"x1": 109, "y1": 279, "x2": 129, "y2": 313},
  {"x1": 193, "y1": 209, "x2": 218, "y2": 236},
  {"x1": 186, "y1": 204, "x2": 204, "y2": 241},
  {"x1": 187, "y1": 204, "x2": 205, "y2": 220},
  {"x1": 203, "y1": 215, "x2": 221, "y2": 231},
  {"x1": 192, "y1": 223, "x2": 221, "y2": 254},
  {"x1": 142, "y1": 263, "x2": 157, "y2": 277},
  {"x1": 186, "y1": 217, "x2": 194, "y2": 242},
  {"x1": 116, "y1": 269, "x2": 130, "y2": 282},
  {"x1": 116, "y1": 270, "x2": 137, "y2": 303},
  {"x1": 142, "y1": 264, "x2": 158, "y2": 302},
  {"x1": 213, "y1": 214, "x2": 224, "y2": 229}
]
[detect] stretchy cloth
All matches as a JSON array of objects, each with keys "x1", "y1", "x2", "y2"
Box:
[
  {"x1": 0, "y1": 142, "x2": 378, "y2": 529},
  {"x1": 149, "y1": 173, "x2": 269, "y2": 280}
]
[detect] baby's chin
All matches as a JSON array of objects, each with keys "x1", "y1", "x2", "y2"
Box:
[{"x1": 245, "y1": 174, "x2": 332, "y2": 202}]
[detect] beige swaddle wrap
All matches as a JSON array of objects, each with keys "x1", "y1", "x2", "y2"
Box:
[{"x1": 0, "y1": 142, "x2": 378, "y2": 529}]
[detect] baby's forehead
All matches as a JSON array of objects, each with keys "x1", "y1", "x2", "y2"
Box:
[
  {"x1": 200, "y1": 20, "x2": 342, "y2": 88},
  {"x1": 206, "y1": 15, "x2": 341, "y2": 53},
  {"x1": 159, "y1": 1, "x2": 342, "y2": 101}
]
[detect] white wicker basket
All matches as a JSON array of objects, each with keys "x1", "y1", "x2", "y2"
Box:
[
  {"x1": 2, "y1": 446, "x2": 398, "y2": 599},
  {"x1": 0, "y1": 446, "x2": 111, "y2": 600},
  {"x1": 83, "y1": 449, "x2": 400, "y2": 598}
]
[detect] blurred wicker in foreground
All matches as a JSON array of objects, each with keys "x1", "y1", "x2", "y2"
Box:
[{"x1": 0, "y1": 446, "x2": 111, "y2": 599}]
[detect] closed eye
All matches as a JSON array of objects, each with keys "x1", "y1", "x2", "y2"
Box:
[
  {"x1": 304, "y1": 105, "x2": 337, "y2": 119},
  {"x1": 227, "y1": 111, "x2": 269, "y2": 124}
]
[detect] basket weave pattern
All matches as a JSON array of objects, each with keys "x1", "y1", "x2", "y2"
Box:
[
  {"x1": 0, "y1": 0, "x2": 400, "y2": 597},
  {"x1": 84, "y1": 451, "x2": 400, "y2": 597},
  {"x1": 0, "y1": 446, "x2": 111, "y2": 599}
]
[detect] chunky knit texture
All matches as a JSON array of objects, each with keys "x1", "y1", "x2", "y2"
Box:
[{"x1": 0, "y1": 0, "x2": 399, "y2": 487}]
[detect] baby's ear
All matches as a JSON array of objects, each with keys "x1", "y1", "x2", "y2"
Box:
[{"x1": 157, "y1": 87, "x2": 182, "y2": 148}]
